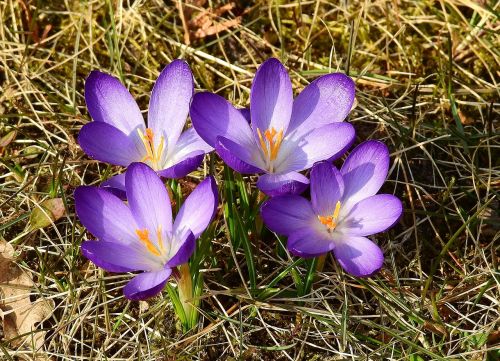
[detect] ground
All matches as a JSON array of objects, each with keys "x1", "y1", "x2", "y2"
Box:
[{"x1": 0, "y1": 0, "x2": 498, "y2": 360}]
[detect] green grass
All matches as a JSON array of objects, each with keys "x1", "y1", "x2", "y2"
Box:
[{"x1": 1, "y1": 0, "x2": 498, "y2": 359}]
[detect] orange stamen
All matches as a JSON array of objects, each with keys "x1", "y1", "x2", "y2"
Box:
[
  {"x1": 136, "y1": 228, "x2": 161, "y2": 256},
  {"x1": 257, "y1": 127, "x2": 284, "y2": 163},
  {"x1": 318, "y1": 201, "x2": 342, "y2": 231},
  {"x1": 137, "y1": 128, "x2": 165, "y2": 169}
]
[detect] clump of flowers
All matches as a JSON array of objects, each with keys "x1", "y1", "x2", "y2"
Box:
[
  {"x1": 75, "y1": 57, "x2": 402, "y2": 331},
  {"x1": 190, "y1": 58, "x2": 356, "y2": 196}
]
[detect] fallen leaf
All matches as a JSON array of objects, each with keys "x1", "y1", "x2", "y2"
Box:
[
  {"x1": 193, "y1": 17, "x2": 241, "y2": 39},
  {"x1": 28, "y1": 198, "x2": 65, "y2": 231},
  {"x1": 179, "y1": 1, "x2": 242, "y2": 40},
  {"x1": 0, "y1": 240, "x2": 54, "y2": 350},
  {"x1": 0, "y1": 130, "x2": 16, "y2": 149}
]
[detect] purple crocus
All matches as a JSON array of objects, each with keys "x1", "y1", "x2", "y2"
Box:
[
  {"x1": 190, "y1": 58, "x2": 356, "y2": 196},
  {"x1": 75, "y1": 162, "x2": 217, "y2": 300},
  {"x1": 260, "y1": 141, "x2": 402, "y2": 277},
  {"x1": 78, "y1": 60, "x2": 212, "y2": 191}
]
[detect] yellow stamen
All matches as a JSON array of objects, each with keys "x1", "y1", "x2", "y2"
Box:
[
  {"x1": 156, "y1": 226, "x2": 164, "y2": 252},
  {"x1": 257, "y1": 128, "x2": 268, "y2": 157},
  {"x1": 136, "y1": 228, "x2": 161, "y2": 256},
  {"x1": 318, "y1": 201, "x2": 342, "y2": 231},
  {"x1": 257, "y1": 127, "x2": 284, "y2": 163},
  {"x1": 270, "y1": 129, "x2": 284, "y2": 160},
  {"x1": 137, "y1": 128, "x2": 165, "y2": 169}
]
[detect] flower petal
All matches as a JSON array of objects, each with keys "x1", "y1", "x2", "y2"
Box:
[
  {"x1": 287, "y1": 228, "x2": 334, "y2": 258},
  {"x1": 190, "y1": 92, "x2": 255, "y2": 148},
  {"x1": 215, "y1": 136, "x2": 264, "y2": 174},
  {"x1": 167, "y1": 231, "x2": 196, "y2": 267},
  {"x1": 158, "y1": 127, "x2": 212, "y2": 178},
  {"x1": 340, "y1": 140, "x2": 390, "y2": 209},
  {"x1": 101, "y1": 173, "x2": 126, "y2": 199},
  {"x1": 158, "y1": 151, "x2": 205, "y2": 179},
  {"x1": 148, "y1": 60, "x2": 193, "y2": 151},
  {"x1": 125, "y1": 162, "x2": 172, "y2": 235},
  {"x1": 239, "y1": 107, "x2": 251, "y2": 123},
  {"x1": 81, "y1": 240, "x2": 155, "y2": 272},
  {"x1": 123, "y1": 268, "x2": 172, "y2": 300},
  {"x1": 78, "y1": 122, "x2": 142, "y2": 167},
  {"x1": 250, "y1": 58, "x2": 293, "y2": 138},
  {"x1": 310, "y1": 161, "x2": 344, "y2": 216},
  {"x1": 333, "y1": 236, "x2": 384, "y2": 277},
  {"x1": 74, "y1": 186, "x2": 137, "y2": 244},
  {"x1": 260, "y1": 195, "x2": 317, "y2": 235},
  {"x1": 287, "y1": 73, "x2": 355, "y2": 140},
  {"x1": 173, "y1": 176, "x2": 218, "y2": 239},
  {"x1": 275, "y1": 122, "x2": 355, "y2": 173},
  {"x1": 85, "y1": 71, "x2": 144, "y2": 135},
  {"x1": 256, "y1": 172, "x2": 309, "y2": 196},
  {"x1": 172, "y1": 127, "x2": 213, "y2": 159},
  {"x1": 338, "y1": 194, "x2": 402, "y2": 236}
]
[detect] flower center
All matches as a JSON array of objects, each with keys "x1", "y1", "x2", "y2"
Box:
[
  {"x1": 135, "y1": 227, "x2": 165, "y2": 257},
  {"x1": 137, "y1": 128, "x2": 165, "y2": 170},
  {"x1": 257, "y1": 127, "x2": 284, "y2": 172},
  {"x1": 318, "y1": 201, "x2": 342, "y2": 231}
]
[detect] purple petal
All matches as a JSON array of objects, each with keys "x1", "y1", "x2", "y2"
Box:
[
  {"x1": 158, "y1": 151, "x2": 205, "y2": 179},
  {"x1": 123, "y1": 268, "x2": 172, "y2": 300},
  {"x1": 287, "y1": 73, "x2": 355, "y2": 139},
  {"x1": 250, "y1": 58, "x2": 293, "y2": 138},
  {"x1": 74, "y1": 186, "x2": 137, "y2": 243},
  {"x1": 173, "y1": 176, "x2": 218, "y2": 239},
  {"x1": 167, "y1": 231, "x2": 195, "y2": 267},
  {"x1": 125, "y1": 163, "x2": 172, "y2": 235},
  {"x1": 333, "y1": 236, "x2": 384, "y2": 277},
  {"x1": 190, "y1": 92, "x2": 255, "y2": 148},
  {"x1": 260, "y1": 195, "x2": 317, "y2": 235},
  {"x1": 256, "y1": 172, "x2": 309, "y2": 196},
  {"x1": 174, "y1": 128, "x2": 213, "y2": 158},
  {"x1": 85, "y1": 71, "x2": 144, "y2": 135},
  {"x1": 339, "y1": 194, "x2": 402, "y2": 236},
  {"x1": 78, "y1": 122, "x2": 142, "y2": 167},
  {"x1": 215, "y1": 136, "x2": 264, "y2": 174},
  {"x1": 81, "y1": 240, "x2": 155, "y2": 272},
  {"x1": 239, "y1": 107, "x2": 251, "y2": 123},
  {"x1": 275, "y1": 122, "x2": 355, "y2": 173},
  {"x1": 250, "y1": 58, "x2": 293, "y2": 140},
  {"x1": 101, "y1": 173, "x2": 126, "y2": 199},
  {"x1": 148, "y1": 60, "x2": 193, "y2": 149},
  {"x1": 340, "y1": 140, "x2": 390, "y2": 209},
  {"x1": 287, "y1": 228, "x2": 334, "y2": 258},
  {"x1": 310, "y1": 162, "x2": 344, "y2": 216}
]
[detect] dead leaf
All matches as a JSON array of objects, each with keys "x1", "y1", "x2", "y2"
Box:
[
  {"x1": 178, "y1": 1, "x2": 242, "y2": 40},
  {"x1": 28, "y1": 198, "x2": 65, "y2": 231},
  {"x1": 0, "y1": 240, "x2": 54, "y2": 350},
  {"x1": 193, "y1": 17, "x2": 241, "y2": 39},
  {"x1": 0, "y1": 130, "x2": 16, "y2": 149}
]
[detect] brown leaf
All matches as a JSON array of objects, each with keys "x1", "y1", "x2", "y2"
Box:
[
  {"x1": 0, "y1": 240, "x2": 54, "y2": 349},
  {"x1": 0, "y1": 130, "x2": 16, "y2": 148},
  {"x1": 193, "y1": 17, "x2": 241, "y2": 39},
  {"x1": 28, "y1": 198, "x2": 65, "y2": 231},
  {"x1": 182, "y1": 2, "x2": 242, "y2": 40}
]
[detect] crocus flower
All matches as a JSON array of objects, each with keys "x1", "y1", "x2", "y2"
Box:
[
  {"x1": 78, "y1": 60, "x2": 212, "y2": 192},
  {"x1": 190, "y1": 58, "x2": 356, "y2": 196},
  {"x1": 75, "y1": 162, "x2": 217, "y2": 300},
  {"x1": 260, "y1": 141, "x2": 402, "y2": 277}
]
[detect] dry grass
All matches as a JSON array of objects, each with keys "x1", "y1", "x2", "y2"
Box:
[{"x1": 0, "y1": 0, "x2": 498, "y2": 360}]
